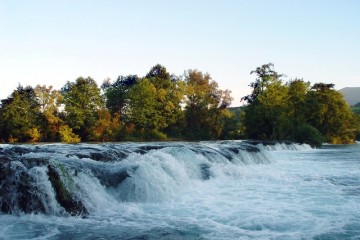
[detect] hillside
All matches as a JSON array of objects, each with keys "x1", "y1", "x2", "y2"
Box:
[
  {"x1": 351, "y1": 105, "x2": 360, "y2": 115},
  {"x1": 339, "y1": 87, "x2": 360, "y2": 106}
]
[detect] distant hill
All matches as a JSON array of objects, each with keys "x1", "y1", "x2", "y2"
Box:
[
  {"x1": 351, "y1": 106, "x2": 360, "y2": 115},
  {"x1": 338, "y1": 87, "x2": 360, "y2": 106}
]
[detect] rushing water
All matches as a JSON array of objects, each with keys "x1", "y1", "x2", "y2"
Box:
[{"x1": 0, "y1": 141, "x2": 359, "y2": 240}]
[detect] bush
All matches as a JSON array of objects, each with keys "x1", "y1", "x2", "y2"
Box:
[
  {"x1": 293, "y1": 124, "x2": 324, "y2": 148},
  {"x1": 27, "y1": 128, "x2": 41, "y2": 142},
  {"x1": 59, "y1": 125, "x2": 81, "y2": 143},
  {"x1": 147, "y1": 130, "x2": 167, "y2": 141},
  {"x1": 122, "y1": 129, "x2": 168, "y2": 141}
]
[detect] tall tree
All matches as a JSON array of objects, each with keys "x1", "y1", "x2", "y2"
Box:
[
  {"x1": 286, "y1": 79, "x2": 311, "y2": 138},
  {"x1": 89, "y1": 109, "x2": 121, "y2": 142},
  {"x1": 243, "y1": 81, "x2": 289, "y2": 140},
  {"x1": 184, "y1": 70, "x2": 233, "y2": 139},
  {"x1": 61, "y1": 77, "x2": 103, "y2": 141},
  {"x1": 208, "y1": 89, "x2": 233, "y2": 139},
  {"x1": 0, "y1": 85, "x2": 40, "y2": 142},
  {"x1": 242, "y1": 64, "x2": 286, "y2": 140},
  {"x1": 241, "y1": 63, "x2": 284, "y2": 104},
  {"x1": 127, "y1": 78, "x2": 159, "y2": 132},
  {"x1": 146, "y1": 64, "x2": 185, "y2": 132},
  {"x1": 35, "y1": 85, "x2": 64, "y2": 141},
  {"x1": 102, "y1": 75, "x2": 138, "y2": 117},
  {"x1": 306, "y1": 83, "x2": 358, "y2": 143}
]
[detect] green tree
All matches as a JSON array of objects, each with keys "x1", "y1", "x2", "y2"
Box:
[
  {"x1": 59, "y1": 125, "x2": 80, "y2": 143},
  {"x1": 102, "y1": 75, "x2": 138, "y2": 117},
  {"x1": 286, "y1": 79, "x2": 311, "y2": 139},
  {"x1": 221, "y1": 107, "x2": 244, "y2": 139},
  {"x1": 35, "y1": 85, "x2": 64, "y2": 141},
  {"x1": 127, "y1": 78, "x2": 159, "y2": 132},
  {"x1": 184, "y1": 70, "x2": 233, "y2": 139},
  {"x1": 61, "y1": 77, "x2": 103, "y2": 141},
  {"x1": 241, "y1": 63, "x2": 284, "y2": 104},
  {"x1": 89, "y1": 109, "x2": 120, "y2": 142},
  {"x1": 306, "y1": 83, "x2": 358, "y2": 143},
  {"x1": 0, "y1": 85, "x2": 41, "y2": 142},
  {"x1": 242, "y1": 64, "x2": 288, "y2": 140},
  {"x1": 146, "y1": 64, "x2": 185, "y2": 134},
  {"x1": 208, "y1": 89, "x2": 233, "y2": 139},
  {"x1": 244, "y1": 82, "x2": 289, "y2": 140}
]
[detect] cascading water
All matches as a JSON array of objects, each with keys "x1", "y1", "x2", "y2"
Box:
[
  {"x1": 0, "y1": 142, "x2": 270, "y2": 216},
  {"x1": 0, "y1": 141, "x2": 359, "y2": 239}
]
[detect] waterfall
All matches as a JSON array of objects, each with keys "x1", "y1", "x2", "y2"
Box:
[{"x1": 0, "y1": 141, "x2": 305, "y2": 216}]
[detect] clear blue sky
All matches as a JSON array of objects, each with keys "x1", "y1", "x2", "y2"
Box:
[{"x1": 1, "y1": 0, "x2": 359, "y2": 106}]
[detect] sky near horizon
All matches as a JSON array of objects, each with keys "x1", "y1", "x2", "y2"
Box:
[{"x1": 1, "y1": 0, "x2": 359, "y2": 106}]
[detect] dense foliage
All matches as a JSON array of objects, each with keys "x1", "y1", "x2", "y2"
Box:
[
  {"x1": 241, "y1": 63, "x2": 360, "y2": 146},
  {"x1": 0, "y1": 65, "x2": 233, "y2": 142},
  {"x1": 1, "y1": 63, "x2": 358, "y2": 144}
]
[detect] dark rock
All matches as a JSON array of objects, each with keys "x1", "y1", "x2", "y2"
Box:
[
  {"x1": 191, "y1": 146, "x2": 234, "y2": 162},
  {"x1": 47, "y1": 165, "x2": 87, "y2": 216},
  {"x1": 0, "y1": 154, "x2": 12, "y2": 163},
  {"x1": 89, "y1": 152, "x2": 105, "y2": 161},
  {"x1": 0, "y1": 161, "x2": 46, "y2": 214},
  {"x1": 22, "y1": 157, "x2": 49, "y2": 168},
  {"x1": 17, "y1": 171, "x2": 46, "y2": 214},
  {"x1": 66, "y1": 153, "x2": 89, "y2": 159},
  {"x1": 133, "y1": 145, "x2": 166, "y2": 155},
  {"x1": 97, "y1": 170, "x2": 130, "y2": 187},
  {"x1": 200, "y1": 163, "x2": 211, "y2": 180},
  {"x1": 66, "y1": 150, "x2": 128, "y2": 162},
  {"x1": 240, "y1": 144, "x2": 260, "y2": 153},
  {"x1": 217, "y1": 149, "x2": 233, "y2": 161},
  {"x1": 111, "y1": 151, "x2": 128, "y2": 160},
  {"x1": 4, "y1": 146, "x2": 32, "y2": 156},
  {"x1": 91, "y1": 165, "x2": 136, "y2": 187},
  {"x1": 227, "y1": 147, "x2": 240, "y2": 154}
]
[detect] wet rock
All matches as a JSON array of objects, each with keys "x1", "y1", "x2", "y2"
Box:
[
  {"x1": 91, "y1": 165, "x2": 137, "y2": 187},
  {"x1": 217, "y1": 149, "x2": 233, "y2": 161},
  {"x1": 66, "y1": 153, "x2": 90, "y2": 159},
  {"x1": 17, "y1": 171, "x2": 47, "y2": 214},
  {"x1": 67, "y1": 150, "x2": 127, "y2": 162},
  {"x1": 0, "y1": 153, "x2": 12, "y2": 163},
  {"x1": 0, "y1": 161, "x2": 46, "y2": 214},
  {"x1": 138, "y1": 145, "x2": 165, "y2": 151},
  {"x1": 97, "y1": 170, "x2": 130, "y2": 187},
  {"x1": 21, "y1": 157, "x2": 49, "y2": 168},
  {"x1": 227, "y1": 147, "x2": 240, "y2": 154},
  {"x1": 200, "y1": 163, "x2": 211, "y2": 180},
  {"x1": 133, "y1": 145, "x2": 166, "y2": 155},
  {"x1": 4, "y1": 146, "x2": 32, "y2": 156},
  {"x1": 47, "y1": 165, "x2": 87, "y2": 216},
  {"x1": 111, "y1": 150, "x2": 128, "y2": 160},
  {"x1": 191, "y1": 146, "x2": 234, "y2": 162},
  {"x1": 240, "y1": 144, "x2": 260, "y2": 153},
  {"x1": 89, "y1": 152, "x2": 106, "y2": 161},
  {"x1": 93, "y1": 150, "x2": 129, "y2": 161}
]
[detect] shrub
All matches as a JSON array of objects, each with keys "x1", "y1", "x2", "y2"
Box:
[
  {"x1": 27, "y1": 128, "x2": 41, "y2": 142},
  {"x1": 293, "y1": 124, "x2": 324, "y2": 148},
  {"x1": 59, "y1": 125, "x2": 81, "y2": 143}
]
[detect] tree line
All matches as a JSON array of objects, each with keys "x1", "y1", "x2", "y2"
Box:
[
  {"x1": 0, "y1": 64, "x2": 233, "y2": 143},
  {"x1": 0, "y1": 63, "x2": 359, "y2": 145},
  {"x1": 241, "y1": 63, "x2": 360, "y2": 146}
]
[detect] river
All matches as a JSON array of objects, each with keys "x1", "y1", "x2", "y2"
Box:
[{"x1": 0, "y1": 141, "x2": 359, "y2": 239}]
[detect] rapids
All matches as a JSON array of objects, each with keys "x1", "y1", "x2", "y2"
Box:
[{"x1": 0, "y1": 141, "x2": 359, "y2": 239}]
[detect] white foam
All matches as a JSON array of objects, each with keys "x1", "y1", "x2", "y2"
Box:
[
  {"x1": 257, "y1": 143, "x2": 312, "y2": 151},
  {"x1": 1, "y1": 142, "x2": 359, "y2": 239}
]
